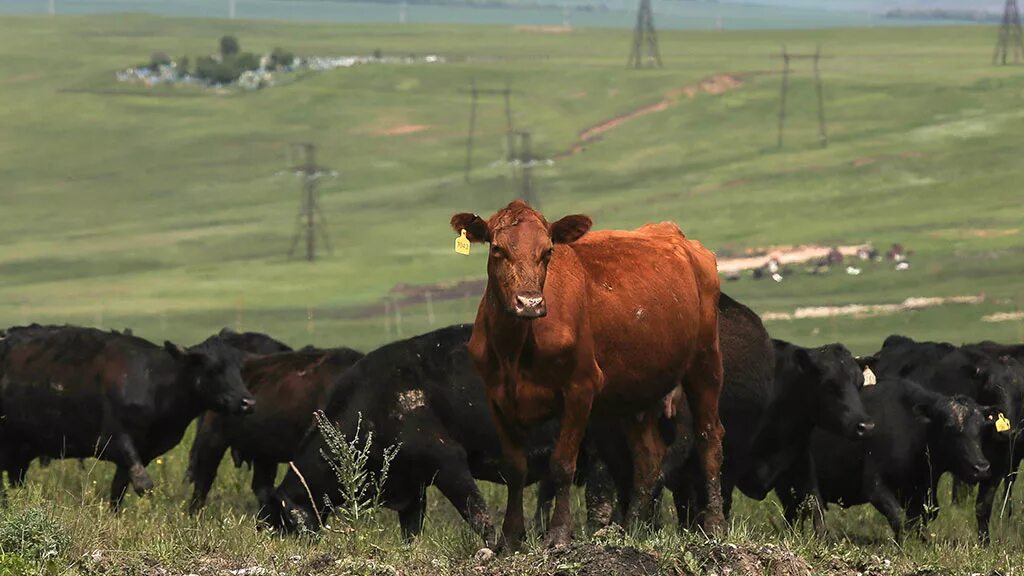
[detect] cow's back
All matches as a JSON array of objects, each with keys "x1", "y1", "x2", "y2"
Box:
[{"x1": 563, "y1": 224, "x2": 719, "y2": 404}]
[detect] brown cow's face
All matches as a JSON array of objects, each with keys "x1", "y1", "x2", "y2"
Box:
[{"x1": 451, "y1": 201, "x2": 591, "y2": 319}]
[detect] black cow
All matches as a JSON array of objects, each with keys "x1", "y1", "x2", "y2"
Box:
[
  {"x1": 187, "y1": 346, "x2": 364, "y2": 512},
  {"x1": 213, "y1": 327, "x2": 292, "y2": 355},
  {"x1": 778, "y1": 378, "x2": 995, "y2": 540},
  {"x1": 874, "y1": 335, "x2": 1024, "y2": 543},
  {"x1": 0, "y1": 324, "x2": 254, "y2": 508},
  {"x1": 587, "y1": 295, "x2": 875, "y2": 534},
  {"x1": 262, "y1": 325, "x2": 584, "y2": 544}
]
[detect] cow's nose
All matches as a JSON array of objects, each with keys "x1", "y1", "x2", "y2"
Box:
[
  {"x1": 514, "y1": 294, "x2": 546, "y2": 318},
  {"x1": 240, "y1": 397, "x2": 256, "y2": 413},
  {"x1": 855, "y1": 421, "x2": 875, "y2": 437},
  {"x1": 973, "y1": 462, "x2": 991, "y2": 476}
]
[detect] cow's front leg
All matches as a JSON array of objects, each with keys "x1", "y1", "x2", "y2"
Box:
[
  {"x1": 490, "y1": 402, "x2": 528, "y2": 553},
  {"x1": 544, "y1": 375, "x2": 597, "y2": 548},
  {"x1": 106, "y1": 432, "x2": 153, "y2": 501}
]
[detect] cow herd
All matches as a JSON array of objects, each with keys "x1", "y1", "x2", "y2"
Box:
[{"x1": 0, "y1": 201, "x2": 1021, "y2": 553}]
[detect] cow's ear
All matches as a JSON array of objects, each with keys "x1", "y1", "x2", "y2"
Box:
[
  {"x1": 981, "y1": 405, "x2": 1001, "y2": 422},
  {"x1": 794, "y1": 348, "x2": 818, "y2": 376},
  {"x1": 164, "y1": 341, "x2": 187, "y2": 359},
  {"x1": 219, "y1": 327, "x2": 237, "y2": 337},
  {"x1": 550, "y1": 214, "x2": 592, "y2": 245},
  {"x1": 856, "y1": 355, "x2": 878, "y2": 371},
  {"x1": 450, "y1": 213, "x2": 489, "y2": 243}
]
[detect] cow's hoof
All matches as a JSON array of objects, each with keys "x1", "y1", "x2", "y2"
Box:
[
  {"x1": 542, "y1": 525, "x2": 572, "y2": 549},
  {"x1": 129, "y1": 465, "x2": 155, "y2": 495}
]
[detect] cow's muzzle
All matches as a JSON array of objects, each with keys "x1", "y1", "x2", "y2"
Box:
[
  {"x1": 854, "y1": 420, "x2": 875, "y2": 438},
  {"x1": 239, "y1": 397, "x2": 256, "y2": 414},
  {"x1": 513, "y1": 293, "x2": 547, "y2": 318}
]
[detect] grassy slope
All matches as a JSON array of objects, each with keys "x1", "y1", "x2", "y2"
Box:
[
  {"x1": 0, "y1": 15, "x2": 1023, "y2": 574},
  {"x1": 1, "y1": 17, "x2": 1022, "y2": 355}
]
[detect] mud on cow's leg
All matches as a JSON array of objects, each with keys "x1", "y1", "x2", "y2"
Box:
[
  {"x1": 107, "y1": 432, "x2": 153, "y2": 508},
  {"x1": 620, "y1": 409, "x2": 667, "y2": 530},
  {"x1": 584, "y1": 458, "x2": 617, "y2": 531},
  {"x1": 534, "y1": 477, "x2": 556, "y2": 532},
  {"x1": 684, "y1": 346, "x2": 726, "y2": 535},
  {"x1": 544, "y1": 378, "x2": 596, "y2": 549}
]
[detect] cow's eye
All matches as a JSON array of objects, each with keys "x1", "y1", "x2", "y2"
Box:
[
  {"x1": 490, "y1": 245, "x2": 506, "y2": 259},
  {"x1": 541, "y1": 247, "x2": 554, "y2": 261}
]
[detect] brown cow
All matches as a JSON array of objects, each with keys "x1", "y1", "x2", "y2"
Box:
[{"x1": 451, "y1": 201, "x2": 724, "y2": 550}]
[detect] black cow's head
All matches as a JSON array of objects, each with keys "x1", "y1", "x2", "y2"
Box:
[
  {"x1": 451, "y1": 201, "x2": 591, "y2": 319},
  {"x1": 168, "y1": 338, "x2": 255, "y2": 415},
  {"x1": 936, "y1": 350, "x2": 1021, "y2": 442},
  {"x1": 260, "y1": 489, "x2": 322, "y2": 534},
  {"x1": 792, "y1": 343, "x2": 876, "y2": 439},
  {"x1": 917, "y1": 394, "x2": 995, "y2": 483}
]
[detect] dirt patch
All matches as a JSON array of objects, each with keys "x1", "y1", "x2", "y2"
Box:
[
  {"x1": 762, "y1": 294, "x2": 986, "y2": 322},
  {"x1": 983, "y1": 311, "x2": 1024, "y2": 323},
  {"x1": 717, "y1": 244, "x2": 870, "y2": 274},
  {"x1": 928, "y1": 228, "x2": 1019, "y2": 239},
  {"x1": 690, "y1": 542, "x2": 813, "y2": 576},
  {"x1": 559, "y1": 73, "x2": 745, "y2": 157},
  {"x1": 463, "y1": 544, "x2": 663, "y2": 576},
  {"x1": 379, "y1": 124, "x2": 430, "y2": 136}
]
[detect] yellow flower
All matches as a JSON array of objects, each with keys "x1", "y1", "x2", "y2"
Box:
[{"x1": 156, "y1": 458, "x2": 164, "y2": 465}]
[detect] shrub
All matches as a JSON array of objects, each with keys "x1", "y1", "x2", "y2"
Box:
[
  {"x1": 194, "y1": 52, "x2": 261, "y2": 84},
  {"x1": 0, "y1": 504, "x2": 69, "y2": 562},
  {"x1": 269, "y1": 47, "x2": 295, "y2": 70},
  {"x1": 315, "y1": 411, "x2": 400, "y2": 527},
  {"x1": 177, "y1": 55, "x2": 190, "y2": 76},
  {"x1": 220, "y1": 35, "x2": 240, "y2": 57},
  {"x1": 0, "y1": 554, "x2": 34, "y2": 576}
]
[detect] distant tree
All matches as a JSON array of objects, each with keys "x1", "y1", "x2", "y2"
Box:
[
  {"x1": 195, "y1": 51, "x2": 261, "y2": 84},
  {"x1": 220, "y1": 35, "x2": 240, "y2": 57},
  {"x1": 373, "y1": 48, "x2": 382, "y2": 60},
  {"x1": 177, "y1": 56, "x2": 190, "y2": 75},
  {"x1": 149, "y1": 51, "x2": 172, "y2": 70}
]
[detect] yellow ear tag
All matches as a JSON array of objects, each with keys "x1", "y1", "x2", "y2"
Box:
[
  {"x1": 454, "y1": 229, "x2": 471, "y2": 256},
  {"x1": 996, "y1": 413, "x2": 1011, "y2": 433}
]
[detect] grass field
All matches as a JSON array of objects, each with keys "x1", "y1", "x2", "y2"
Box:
[{"x1": 1, "y1": 13, "x2": 1023, "y2": 575}]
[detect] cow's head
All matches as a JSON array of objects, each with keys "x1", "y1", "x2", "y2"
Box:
[
  {"x1": 169, "y1": 338, "x2": 255, "y2": 415},
  {"x1": 786, "y1": 342, "x2": 875, "y2": 439},
  {"x1": 935, "y1": 350, "x2": 1021, "y2": 442},
  {"x1": 451, "y1": 201, "x2": 591, "y2": 319},
  {"x1": 916, "y1": 394, "x2": 994, "y2": 483}
]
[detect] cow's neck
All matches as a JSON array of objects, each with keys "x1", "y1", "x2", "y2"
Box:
[{"x1": 752, "y1": 378, "x2": 815, "y2": 455}]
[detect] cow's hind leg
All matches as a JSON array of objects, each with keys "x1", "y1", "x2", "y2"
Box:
[
  {"x1": 188, "y1": 429, "x2": 230, "y2": 514},
  {"x1": 620, "y1": 409, "x2": 667, "y2": 530},
  {"x1": 683, "y1": 346, "x2": 726, "y2": 535}
]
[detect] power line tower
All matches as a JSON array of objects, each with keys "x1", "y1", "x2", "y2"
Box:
[
  {"x1": 287, "y1": 143, "x2": 335, "y2": 262},
  {"x1": 514, "y1": 130, "x2": 539, "y2": 207},
  {"x1": 994, "y1": 0, "x2": 1024, "y2": 65},
  {"x1": 628, "y1": 0, "x2": 662, "y2": 69},
  {"x1": 461, "y1": 81, "x2": 518, "y2": 182},
  {"x1": 776, "y1": 45, "x2": 829, "y2": 149}
]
